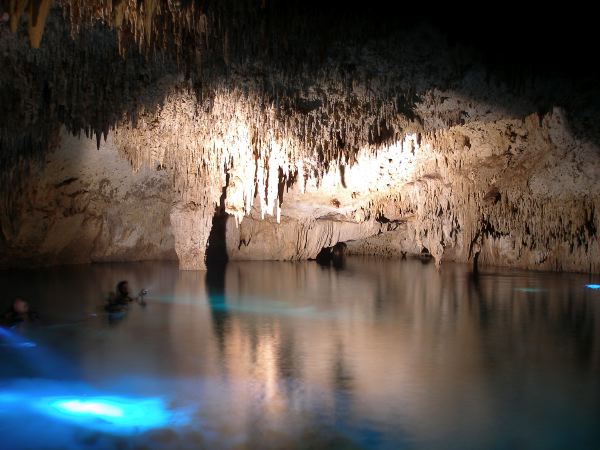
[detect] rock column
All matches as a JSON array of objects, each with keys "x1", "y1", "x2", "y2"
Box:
[{"x1": 170, "y1": 203, "x2": 213, "y2": 270}]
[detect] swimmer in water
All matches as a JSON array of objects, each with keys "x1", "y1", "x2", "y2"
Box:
[
  {"x1": 3, "y1": 297, "x2": 39, "y2": 328},
  {"x1": 105, "y1": 281, "x2": 147, "y2": 313}
]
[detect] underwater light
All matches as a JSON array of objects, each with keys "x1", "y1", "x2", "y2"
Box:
[
  {"x1": 0, "y1": 326, "x2": 37, "y2": 348},
  {"x1": 39, "y1": 396, "x2": 174, "y2": 433},
  {"x1": 585, "y1": 284, "x2": 600, "y2": 290},
  {"x1": 0, "y1": 378, "x2": 190, "y2": 436},
  {"x1": 52, "y1": 400, "x2": 123, "y2": 418},
  {"x1": 0, "y1": 341, "x2": 37, "y2": 348}
]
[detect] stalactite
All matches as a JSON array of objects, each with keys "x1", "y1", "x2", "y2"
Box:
[
  {"x1": 9, "y1": 0, "x2": 28, "y2": 32},
  {"x1": 1, "y1": 2, "x2": 598, "y2": 272},
  {"x1": 27, "y1": 0, "x2": 52, "y2": 48}
]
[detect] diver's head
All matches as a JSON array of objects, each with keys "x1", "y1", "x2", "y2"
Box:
[
  {"x1": 117, "y1": 281, "x2": 129, "y2": 296},
  {"x1": 13, "y1": 298, "x2": 29, "y2": 315}
]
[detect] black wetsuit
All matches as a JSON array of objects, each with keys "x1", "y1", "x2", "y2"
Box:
[{"x1": 2, "y1": 310, "x2": 39, "y2": 327}]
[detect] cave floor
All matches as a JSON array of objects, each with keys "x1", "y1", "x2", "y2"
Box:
[{"x1": 0, "y1": 258, "x2": 599, "y2": 450}]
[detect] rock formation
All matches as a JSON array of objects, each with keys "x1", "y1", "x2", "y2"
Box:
[
  {"x1": 0, "y1": 130, "x2": 176, "y2": 267},
  {"x1": 0, "y1": 2, "x2": 598, "y2": 272}
]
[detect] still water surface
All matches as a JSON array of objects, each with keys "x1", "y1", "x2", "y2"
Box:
[{"x1": 0, "y1": 258, "x2": 599, "y2": 450}]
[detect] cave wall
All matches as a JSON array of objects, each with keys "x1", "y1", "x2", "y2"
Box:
[
  {"x1": 0, "y1": 130, "x2": 176, "y2": 268},
  {"x1": 2, "y1": 82, "x2": 598, "y2": 273},
  {"x1": 224, "y1": 106, "x2": 600, "y2": 272},
  {"x1": 1, "y1": 4, "x2": 599, "y2": 272}
]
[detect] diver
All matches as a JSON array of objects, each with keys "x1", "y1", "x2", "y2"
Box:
[
  {"x1": 105, "y1": 281, "x2": 147, "y2": 313},
  {"x1": 3, "y1": 297, "x2": 40, "y2": 328}
]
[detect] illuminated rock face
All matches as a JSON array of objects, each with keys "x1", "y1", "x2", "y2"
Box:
[
  {"x1": 1, "y1": 8, "x2": 599, "y2": 272},
  {"x1": 223, "y1": 107, "x2": 600, "y2": 272},
  {"x1": 2, "y1": 90, "x2": 599, "y2": 272},
  {"x1": 0, "y1": 131, "x2": 176, "y2": 268},
  {"x1": 114, "y1": 82, "x2": 598, "y2": 272}
]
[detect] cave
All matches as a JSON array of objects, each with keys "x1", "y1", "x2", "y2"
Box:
[{"x1": 1, "y1": 2, "x2": 599, "y2": 449}]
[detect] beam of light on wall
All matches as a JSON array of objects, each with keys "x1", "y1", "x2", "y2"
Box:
[
  {"x1": 221, "y1": 122, "x2": 424, "y2": 227},
  {"x1": 321, "y1": 134, "x2": 421, "y2": 192},
  {"x1": 585, "y1": 284, "x2": 600, "y2": 290}
]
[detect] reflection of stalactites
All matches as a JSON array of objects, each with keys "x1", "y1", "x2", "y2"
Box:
[
  {"x1": 205, "y1": 264, "x2": 229, "y2": 354},
  {"x1": 332, "y1": 341, "x2": 354, "y2": 392}
]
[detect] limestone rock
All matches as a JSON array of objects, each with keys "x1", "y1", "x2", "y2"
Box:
[
  {"x1": 170, "y1": 203, "x2": 213, "y2": 270},
  {"x1": 0, "y1": 130, "x2": 176, "y2": 268}
]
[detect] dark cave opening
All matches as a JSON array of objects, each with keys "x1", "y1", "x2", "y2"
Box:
[{"x1": 316, "y1": 242, "x2": 348, "y2": 269}]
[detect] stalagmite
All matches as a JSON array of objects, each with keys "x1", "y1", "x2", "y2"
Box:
[{"x1": 170, "y1": 202, "x2": 213, "y2": 270}]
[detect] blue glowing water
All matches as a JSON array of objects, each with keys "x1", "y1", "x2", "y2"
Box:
[
  {"x1": 514, "y1": 287, "x2": 546, "y2": 292},
  {"x1": 0, "y1": 259, "x2": 599, "y2": 450},
  {"x1": 40, "y1": 396, "x2": 175, "y2": 432},
  {"x1": 0, "y1": 384, "x2": 176, "y2": 432},
  {"x1": 53, "y1": 399, "x2": 125, "y2": 418},
  {"x1": 0, "y1": 326, "x2": 37, "y2": 347}
]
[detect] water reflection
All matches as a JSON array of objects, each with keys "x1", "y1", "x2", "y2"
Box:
[
  {"x1": 0, "y1": 259, "x2": 599, "y2": 449},
  {"x1": 204, "y1": 260, "x2": 600, "y2": 449}
]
